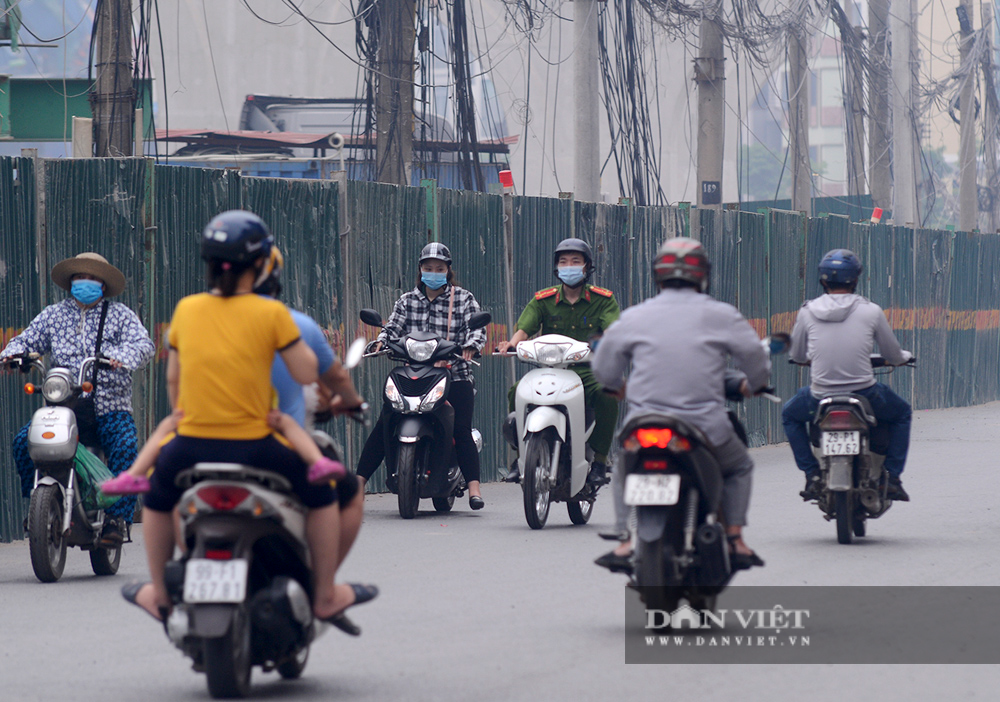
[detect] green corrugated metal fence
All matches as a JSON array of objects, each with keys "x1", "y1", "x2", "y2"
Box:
[{"x1": 4, "y1": 156, "x2": 1000, "y2": 540}]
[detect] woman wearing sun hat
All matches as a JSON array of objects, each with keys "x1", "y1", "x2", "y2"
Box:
[{"x1": 0, "y1": 253, "x2": 155, "y2": 544}]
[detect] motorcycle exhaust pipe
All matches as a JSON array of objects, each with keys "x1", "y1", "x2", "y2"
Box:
[
  {"x1": 694, "y1": 523, "x2": 731, "y2": 586},
  {"x1": 859, "y1": 488, "x2": 881, "y2": 513}
]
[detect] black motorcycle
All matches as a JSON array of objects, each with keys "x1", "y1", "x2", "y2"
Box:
[
  {"x1": 359, "y1": 308, "x2": 490, "y2": 519},
  {"x1": 796, "y1": 354, "x2": 916, "y2": 544},
  {"x1": 625, "y1": 336, "x2": 787, "y2": 617}
]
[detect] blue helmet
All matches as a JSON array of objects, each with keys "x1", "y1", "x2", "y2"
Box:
[
  {"x1": 201, "y1": 210, "x2": 273, "y2": 264},
  {"x1": 818, "y1": 249, "x2": 862, "y2": 287}
]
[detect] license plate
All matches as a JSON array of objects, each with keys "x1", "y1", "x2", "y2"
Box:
[
  {"x1": 821, "y1": 431, "x2": 860, "y2": 456},
  {"x1": 183, "y1": 558, "x2": 249, "y2": 603},
  {"x1": 624, "y1": 473, "x2": 681, "y2": 506}
]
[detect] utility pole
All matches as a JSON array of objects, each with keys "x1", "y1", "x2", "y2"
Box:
[
  {"x1": 868, "y1": 0, "x2": 891, "y2": 209},
  {"x1": 574, "y1": 0, "x2": 601, "y2": 202},
  {"x1": 846, "y1": 24, "x2": 867, "y2": 198},
  {"x1": 789, "y1": 28, "x2": 811, "y2": 213},
  {"x1": 91, "y1": 0, "x2": 133, "y2": 157},
  {"x1": 890, "y1": 0, "x2": 917, "y2": 224},
  {"x1": 958, "y1": 1, "x2": 977, "y2": 232},
  {"x1": 374, "y1": 0, "x2": 416, "y2": 187},
  {"x1": 695, "y1": 14, "x2": 725, "y2": 210},
  {"x1": 982, "y1": 1, "x2": 999, "y2": 231}
]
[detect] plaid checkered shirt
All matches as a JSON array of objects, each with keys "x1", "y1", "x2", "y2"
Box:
[{"x1": 377, "y1": 285, "x2": 487, "y2": 381}]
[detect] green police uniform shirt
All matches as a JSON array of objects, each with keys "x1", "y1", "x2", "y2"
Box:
[{"x1": 515, "y1": 284, "x2": 621, "y2": 342}]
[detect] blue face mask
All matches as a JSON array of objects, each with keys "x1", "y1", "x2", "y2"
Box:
[
  {"x1": 71, "y1": 279, "x2": 104, "y2": 305},
  {"x1": 421, "y1": 272, "x2": 448, "y2": 290},
  {"x1": 557, "y1": 266, "x2": 586, "y2": 287}
]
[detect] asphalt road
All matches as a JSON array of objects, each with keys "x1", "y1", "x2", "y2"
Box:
[{"x1": 3, "y1": 402, "x2": 1000, "y2": 700}]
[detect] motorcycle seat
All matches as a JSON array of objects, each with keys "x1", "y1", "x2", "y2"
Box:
[{"x1": 175, "y1": 463, "x2": 294, "y2": 493}]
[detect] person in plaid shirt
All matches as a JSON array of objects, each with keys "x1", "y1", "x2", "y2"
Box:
[{"x1": 357, "y1": 242, "x2": 488, "y2": 509}]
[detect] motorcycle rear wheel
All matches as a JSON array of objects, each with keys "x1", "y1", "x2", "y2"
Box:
[
  {"x1": 567, "y1": 497, "x2": 593, "y2": 525},
  {"x1": 432, "y1": 495, "x2": 455, "y2": 512},
  {"x1": 276, "y1": 646, "x2": 308, "y2": 680},
  {"x1": 396, "y1": 443, "x2": 421, "y2": 519},
  {"x1": 204, "y1": 609, "x2": 252, "y2": 699},
  {"x1": 90, "y1": 541, "x2": 122, "y2": 576},
  {"x1": 852, "y1": 514, "x2": 867, "y2": 538},
  {"x1": 635, "y1": 536, "x2": 681, "y2": 616},
  {"x1": 522, "y1": 434, "x2": 552, "y2": 529},
  {"x1": 835, "y1": 491, "x2": 853, "y2": 545},
  {"x1": 28, "y1": 484, "x2": 67, "y2": 583}
]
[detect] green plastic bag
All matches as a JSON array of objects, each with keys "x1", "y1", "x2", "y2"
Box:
[{"x1": 74, "y1": 445, "x2": 121, "y2": 511}]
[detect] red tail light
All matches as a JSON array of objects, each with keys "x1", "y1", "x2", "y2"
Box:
[
  {"x1": 634, "y1": 427, "x2": 674, "y2": 448},
  {"x1": 643, "y1": 459, "x2": 669, "y2": 471},
  {"x1": 196, "y1": 486, "x2": 251, "y2": 511},
  {"x1": 204, "y1": 549, "x2": 233, "y2": 560},
  {"x1": 823, "y1": 410, "x2": 859, "y2": 430}
]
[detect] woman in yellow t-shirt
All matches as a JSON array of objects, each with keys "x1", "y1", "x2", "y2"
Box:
[{"x1": 130, "y1": 211, "x2": 368, "y2": 625}]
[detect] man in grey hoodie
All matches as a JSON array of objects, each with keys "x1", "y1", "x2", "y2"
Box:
[{"x1": 782, "y1": 249, "x2": 913, "y2": 501}]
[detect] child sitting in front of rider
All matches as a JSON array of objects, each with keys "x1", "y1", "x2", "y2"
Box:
[{"x1": 99, "y1": 408, "x2": 344, "y2": 496}]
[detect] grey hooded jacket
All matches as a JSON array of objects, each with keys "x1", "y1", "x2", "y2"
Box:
[
  {"x1": 593, "y1": 288, "x2": 770, "y2": 447},
  {"x1": 789, "y1": 293, "x2": 912, "y2": 397}
]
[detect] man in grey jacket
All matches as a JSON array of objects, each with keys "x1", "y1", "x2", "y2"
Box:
[
  {"x1": 782, "y1": 249, "x2": 913, "y2": 501},
  {"x1": 592, "y1": 238, "x2": 771, "y2": 572}
]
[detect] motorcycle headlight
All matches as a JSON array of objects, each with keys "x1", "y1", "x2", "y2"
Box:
[
  {"x1": 405, "y1": 338, "x2": 439, "y2": 363},
  {"x1": 535, "y1": 342, "x2": 570, "y2": 366},
  {"x1": 42, "y1": 375, "x2": 72, "y2": 404},
  {"x1": 418, "y1": 377, "x2": 449, "y2": 412},
  {"x1": 384, "y1": 377, "x2": 405, "y2": 411}
]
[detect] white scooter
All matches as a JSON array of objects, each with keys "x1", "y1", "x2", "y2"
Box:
[{"x1": 501, "y1": 334, "x2": 600, "y2": 529}]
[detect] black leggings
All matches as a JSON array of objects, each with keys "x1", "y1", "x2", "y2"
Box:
[{"x1": 357, "y1": 379, "x2": 480, "y2": 484}]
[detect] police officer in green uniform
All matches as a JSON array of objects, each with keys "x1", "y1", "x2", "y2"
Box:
[{"x1": 497, "y1": 238, "x2": 620, "y2": 488}]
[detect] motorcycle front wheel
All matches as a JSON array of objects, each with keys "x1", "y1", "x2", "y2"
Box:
[
  {"x1": 204, "y1": 608, "x2": 252, "y2": 699},
  {"x1": 28, "y1": 484, "x2": 67, "y2": 583},
  {"x1": 522, "y1": 434, "x2": 552, "y2": 529},
  {"x1": 396, "y1": 443, "x2": 421, "y2": 519}
]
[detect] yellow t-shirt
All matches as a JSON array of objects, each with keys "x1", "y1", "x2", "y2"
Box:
[{"x1": 167, "y1": 293, "x2": 302, "y2": 440}]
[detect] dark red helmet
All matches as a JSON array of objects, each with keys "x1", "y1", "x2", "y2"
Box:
[{"x1": 652, "y1": 237, "x2": 711, "y2": 292}]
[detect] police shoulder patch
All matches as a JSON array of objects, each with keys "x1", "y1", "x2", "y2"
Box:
[
  {"x1": 534, "y1": 287, "x2": 559, "y2": 300},
  {"x1": 589, "y1": 285, "x2": 614, "y2": 298}
]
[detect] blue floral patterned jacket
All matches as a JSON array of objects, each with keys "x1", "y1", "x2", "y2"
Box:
[{"x1": 1, "y1": 298, "x2": 155, "y2": 415}]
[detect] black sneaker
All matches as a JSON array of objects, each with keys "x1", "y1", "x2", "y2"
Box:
[
  {"x1": 586, "y1": 461, "x2": 610, "y2": 488},
  {"x1": 799, "y1": 472, "x2": 823, "y2": 500},
  {"x1": 886, "y1": 476, "x2": 910, "y2": 502}
]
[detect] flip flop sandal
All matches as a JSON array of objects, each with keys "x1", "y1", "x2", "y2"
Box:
[
  {"x1": 121, "y1": 582, "x2": 170, "y2": 624},
  {"x1": 318, "y1": 583, "x2": 379, "y2": 631},
  {"x1": 100, "y1": 473, "x2": 151, "y2": 496}
]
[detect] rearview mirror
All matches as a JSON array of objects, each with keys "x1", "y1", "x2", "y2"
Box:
[
  {"x1": 343, "y1": 337, "x2": 366, "y2": 370},
  {"x1": 468, "y1": 311, "x2": 492, "y2": 331},
  {"x1": 765, "y1": 333, "x2": 791, "y2": 355},
  {"x1": 359, "y1": 309, "x2": 383, "y2": 327}
]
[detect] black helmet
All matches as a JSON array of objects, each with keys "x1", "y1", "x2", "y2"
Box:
[
  {"x1": 818, "y1": 249, "x2": 862, "y2": 287},
  {"x1": 552, "y1": 238, "x2": 593, "y2": 281},
  {"x1": 419, "y1": 242, "x2": 452, "y2": 266},
  {"x1": 652, "y1": 237, "x2": 711, "y2": 292},
  {"x1": 201, "y1": 210, "x2": 273, "y2": 264}
]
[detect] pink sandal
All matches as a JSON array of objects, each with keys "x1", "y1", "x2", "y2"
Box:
[
  {"x1": 308, "y1": 457, "x2": 347, "y2": 485},
  {"x1": 100, "y1": 473, "x2": 151, "y2": 496}
]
